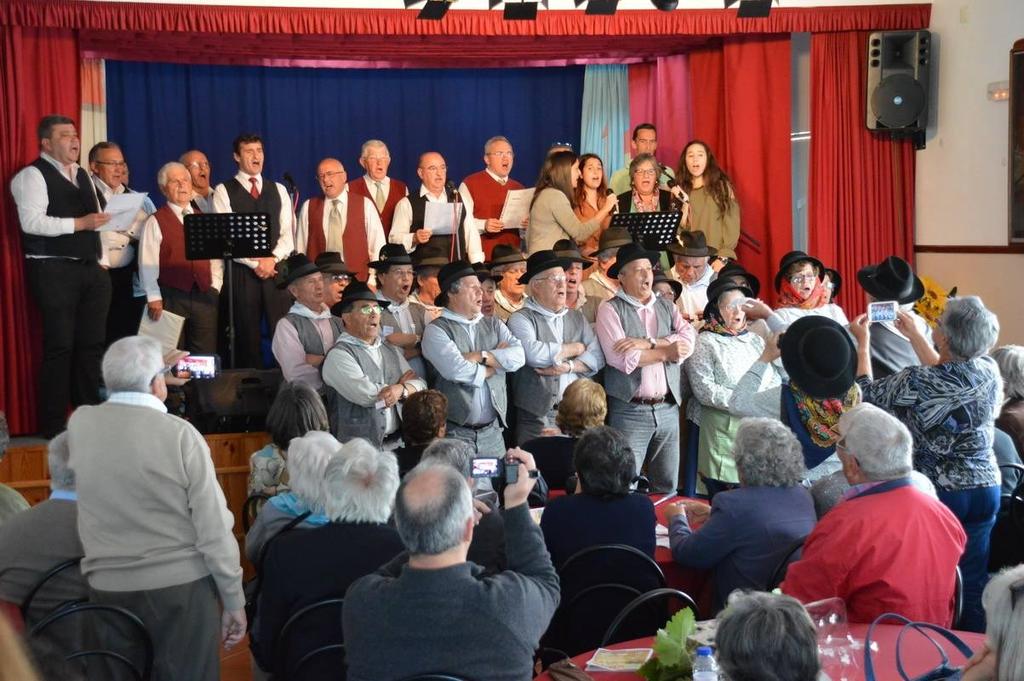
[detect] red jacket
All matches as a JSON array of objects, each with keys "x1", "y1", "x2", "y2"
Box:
[{"x1": 782, "y1": 481, "x2": 966, "y2": 626}]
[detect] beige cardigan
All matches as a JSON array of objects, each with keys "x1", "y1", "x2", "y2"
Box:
[{"x1": 526, "y1": 188, "x2": 602, "y2": 255}]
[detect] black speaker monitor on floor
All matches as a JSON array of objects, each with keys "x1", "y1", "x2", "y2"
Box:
[{"x1": 866, "y1": 30, "x2": 931, "y2": 147}]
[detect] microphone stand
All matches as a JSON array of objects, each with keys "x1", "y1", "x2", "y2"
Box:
[{"x1": 445, "y1": 181, "x2": 464, "y2": 261}]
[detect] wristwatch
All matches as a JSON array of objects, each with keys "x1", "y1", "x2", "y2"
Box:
[
  {"x1": 647, "y1": 337, "x2": 657, "y2": 349},
  {"x1": 479, "y1": 351, "x2": 489, "y2": 366}
]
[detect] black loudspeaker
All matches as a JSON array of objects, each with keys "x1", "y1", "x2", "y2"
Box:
[
  {"x1": 866, "y1": 31, "x2": 931, "y2": 143},
  {"x1": 183, "y1": 368, "x2": 283, "y2": 434}
]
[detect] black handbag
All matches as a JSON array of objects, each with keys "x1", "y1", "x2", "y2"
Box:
[{"x1": 864, "y1": 613, "x2": 975, "y2": 681}]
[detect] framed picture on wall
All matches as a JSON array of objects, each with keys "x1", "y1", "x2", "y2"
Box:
[{"x1": 1011, "y1": 39, "x2": 1024, "y2": 243}]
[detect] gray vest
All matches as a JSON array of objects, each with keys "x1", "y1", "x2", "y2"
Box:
[
  {"x1": 870, "y1": 324, "x2": 923, "y2": 380},
  {"x1": 428, "y1": 316, "x2": 509, "y2": 426},
  {"x1": 324, "y1": 341, "x2": 405, "y2": 447},
  {"x1": 285, "y1": 313, "x2": 344, "y2": 355},
  {"x1": 510, "y1": 306, "x2": 587, "y2": 417},
  {"x1": 603, "y1": 295, "x2": 681, "y2": 404},
  {"x1": 380, "y1": 300, "x2": 425, "y2": 337}
]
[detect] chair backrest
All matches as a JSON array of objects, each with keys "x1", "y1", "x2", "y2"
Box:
[
  {"x1": 399, "y1": 675, "x2": 473, "y2": 681},
  {"x1": 952, "y1": 565, "x2": 964, "y2": 630},
  {"x1": 545, "y1": 583, "x2": 644, "y2": 657},
  {"x1": 601, "y1": 588, "x2": 700, "y2": 647},
  {"x1": 558, "y1": 544, "x2": 666, "y2": 602},
  {"x1": 28, "y1": 602, "x2": 154, "y2": 681},
  {"x1": 20, "y1": 556, "x2": 85, "y2": 622},
  {"x1": 999, "y1": 464, "x2": 1024, "y2": 533},
  {"x1": 275, "y1": 597, "x2": 346, "y2": 680},
  {"x1": 764, "y1": 536, "x2": 808, "y2": 590},
  {"x1": 242, "y1": 493, "x2": 271, "y2": 533}
]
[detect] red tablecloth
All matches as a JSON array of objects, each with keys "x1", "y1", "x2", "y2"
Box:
[
  {"x1": 0, "y1": 599, "x2": 24, "y2": 633},
  {"x1": 651, "y1": 495, "x2": 713, "y2": 618},
  {"x1": 533, "y1": 624, "x2": 985, "y2": 680}
]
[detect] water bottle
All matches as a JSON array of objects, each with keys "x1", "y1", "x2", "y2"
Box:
[{"x1": 692, "y1": 646, "x2": 719, "y2": 681}]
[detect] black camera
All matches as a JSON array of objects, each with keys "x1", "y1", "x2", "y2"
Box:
[{"x1": 471, "y1": 455, "x2": 521, "y2": 485}]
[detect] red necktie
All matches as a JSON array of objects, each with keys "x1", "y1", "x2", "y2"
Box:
[{"x1": 249, "y1": 177, "x2": 260, "y2": 199}]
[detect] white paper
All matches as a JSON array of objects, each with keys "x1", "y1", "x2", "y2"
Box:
[
  {"x1": 423, "y1": 202, "x2": 463, "y2": 236},
  {"x1": 137, "y1": 308, "x2": 185, "y2": 356},
  {"x1": 98, "y1": 192, "x2": 149, "y2": 232},
  {"x1": 499, "y1": 188, "x2": 535, "y2": 230}
]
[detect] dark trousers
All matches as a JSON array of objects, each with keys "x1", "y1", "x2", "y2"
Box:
[
  {"x1": 88, "y1": 576, "x2": 221, "y2": 681},
  {"x1": 25, "y1": 258, "x2": 111, "y2": 438},
  {"x1": 105, "y1": 264, "x2": 145, "y2": 345},
  {"x1": 229, "y1": 264, "x2": 289, "y2": 369},
  {"x1": 937, "y1": 485, "x2": 1000, "y2": 632},
  {"x1": 162, "y1": 285, "x2": 220, "y2": 355}
]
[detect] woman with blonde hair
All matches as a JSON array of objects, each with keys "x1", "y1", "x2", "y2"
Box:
[
  {"x1": 522, "y1": 378, "x2": 607, "y2": 491},
  {"x1": 527, "y1": 150, "x2": 615, "y2": 255}
]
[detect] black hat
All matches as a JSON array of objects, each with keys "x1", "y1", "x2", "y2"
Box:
[
  {"x1": 667, "y1": 230, "x2": 717, "y2": 258},
  {"x1": 595, "y1": 227, "x2": 634, "y2": 254},
  {"x1": 774, "y1": 250, "x2": 824, "y2": 292},
  {"x1": 552, "y1": 239, "x2": 592, "y2": 269},
  {"x1": 856, "y1": 256, "x2": 923, "y2": 305},
  {"x1": 702, "y1": 276, "x2": 753, "y2": 320},
  {"x1": 718, "y1": 262, "x2": 761, "y2": 298},
  {"x1": 607, "y1": 242, "x2": 660, "y2": 279},
  {"x1": 518, "y1": 250, "x2": 573, "y2": 285},
  {"x1": 277, "y1": 253, "x2": 322, "y2": 289},
  {"x1": 653, "y1": 271, "x2": 683, "y2": 301},
  {"x1": 437, "y1": 260, "x2": 478, "y2": 300},
  {"x1": 490, "y1": 244, "x2": 527, "y2": 267},
  {"x1": 315, "y1": 251, "x2": 355, "y2": 277},
  {"x1": 370, "y1": 243, "x2": 413, "y2": 272},
  {"x1": 779, "y1": 316, "x2": 856, "y2": 400},
  {"x1": 473, "y1": 262, "x2": 502, "y2": 284},
  {"x1": 413, "y1": 244, "x2": 450, "y2": 269},
  {"x1": 823, "y1": 267, "x2": 843, "y2": 301},
  {"x1": 331, "y1": 280, "x2": 390, "y2": 315}
]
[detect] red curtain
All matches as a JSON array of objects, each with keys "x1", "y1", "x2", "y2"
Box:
[
  {"x1": 0, "y1": 26, "x2": 81, "y2": 435},
  {"x1": 689, "y1": 35, "x2": 794, "y2": 305},
  {"x1": 808, "y1": 31, "x2": 915, "y2": 317},
  {"x1": 628, "y1": 55, "x2": 695, "y2": 173}
]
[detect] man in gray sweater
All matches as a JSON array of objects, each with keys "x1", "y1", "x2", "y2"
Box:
[{"x1": 343, "y1": 450, "x2": 559, "y2": 681}]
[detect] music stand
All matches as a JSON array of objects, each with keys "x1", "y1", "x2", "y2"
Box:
[
  {"x1": 610, "y1": 211, "x2": 682, "y2": 250},
  {"x1": 184, "y1": 212, "x2": 272, "y2": 369}
]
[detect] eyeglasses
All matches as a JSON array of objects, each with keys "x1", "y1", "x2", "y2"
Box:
[
  {"x1": 535, "y1": 274, "x2": 567, "y2": 284},
  {"x1": 330, "y1": 274, "x2": 351, "y2": 283},
  {"x1": 364, "y1": 156, "x2": 390, "y2": 163},
  {"x1": 388, "y1": 268, "x2": 415, "y2": 278},
  {"x1": 356, "y1": 304, "x2": 382, "y2": 315},
  {"x1": 634, "y1": 168, "x2": 658, "y2": 177},
  {"x1": 789, "y1": 274, "x2": 818, "y2": 285},
  {"x1": 317, "y1": 170, "x2": 346, "y2": 182},
  {"x1": 721, "y1": 298, "x2": 748, "y2": 311},
  {"x1": 187, "y1": 161, "x2": 211, "y2": 170},
  {"x1": 486, "y1": 151, "x2": 514, "y2": 158},
  {"x1": 421, "y1": 165, "x2": 447, "y2": 174},
  {"x1": 95, "y1": 160, "x2": 127, "y2": 168}
]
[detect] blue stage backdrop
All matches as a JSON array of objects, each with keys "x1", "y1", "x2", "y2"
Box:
[{"x1": 105, "y1": 61, "x2": 585, "y2": 210}]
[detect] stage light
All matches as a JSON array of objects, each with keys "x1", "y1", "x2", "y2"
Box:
[
  {"x1": 585, "y1": 0, "x2": 618, "y2": 15},
  {"x1": 504, "y1": 1, "x2": 538, "y2": 20},
  {"x1": 651, "y1": 0, "x2": 679, "y2": 9},
  {"x1": 418, "y1": 0, "x2": 455, "y2": 20},
  {"x1": 489, "y1": 0, "x2": 502, "y2": 7}
]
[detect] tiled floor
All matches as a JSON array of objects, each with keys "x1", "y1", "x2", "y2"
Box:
[{"x1": 221, "y1": 636, "x2": 254, "y2": 681}]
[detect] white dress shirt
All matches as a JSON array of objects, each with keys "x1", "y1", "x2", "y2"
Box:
[
  {"x1": 138, "y1": 202, "x2": 224, "y2": 302},
  {"x1": 458, "y1": 168, "x2": 510, "y2": 235},
  {"x1": 92, "y1": 177, "x2": 152, "y2": 269},
  {"x1": 10, "y1": 153, "x2": 90, "y2": 256},
  {"x1": 667, "y1": 262, "x2": 715, "y2": 322},
  {"x1": 211, "y1": 172, "x2": 295, "y2": 269},
  {"x1": 190, "y1": 190, "x2": 215, "y2": 214},
  {"x1": 389, "y1": 185, "x2": 484, "y2": 263},
  {"x1": 295, "y1": 187, "x2": 385, "y2": 260},
  {"x1": 271, "y1": 302, "x2": 338, "y2": 391}
]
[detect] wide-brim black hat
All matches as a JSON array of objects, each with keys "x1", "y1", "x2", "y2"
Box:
[
  {"x1": 519, "y1": 250, "x2": 574, "y2": 285},
  {"x1": 331, "y1": 280, "x2": 390, "y2": 315},
  {"x1": 653, "y1": 272, "x2": 683, "y2": 300},
  {"x1": 412, "y1": 244, "x2": 450, "y2": 269},
  {"x1": 369, "y1": 243, "x2": 414, "y2": 271},
  {"x1": 437, "y1": 260, "x2": 478, "y2": 297},
  {"x1": 596, "y1": 227, "x2": 634, "y2": 254},
  {"x1": 718, "y1": 262, "x2": 761, "y2": 299},
  {"x1": 473, "y1": 263, "x2": 502, "y2": 284},
  {"x1": 490, "y1": 244, "x2": 527, "y2": 266},
  {"x1": 552, "y1": 238, "x2": 593, "y2": 269},
  {"x1": 607, "y1": 242, "x2": 660, "y2": 279},
  {"x1": 314, "y1": 251, "x2": 355, "y2": 276},
  {"x1": 702, "y1": 278, "x2": 753, "y2": 320},
  {"x1": 667, "y1": 230, "x2": 717, "y2": 258},
  {"x1": 857, "y1": 256, "x2": 923, "y2": 305},
  {"x1": 277, "y1": 253, "x2": 322, "y2": 289},
  {"x1": 780, "y1": 315, "x2": 856, "y2": 399},
  {"x1": 774, "y1": 250, "x2": 824, "y2": 292}
]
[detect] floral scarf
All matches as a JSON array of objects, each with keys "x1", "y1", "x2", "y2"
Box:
[
  {"x1": 700, "y1": 300, "x2": 748, "y2": 337},
  {"x1": 777, "y1": 278, "x2": 829, "y2": 310},
  {"x1": 632, "y1": 190, "x2": 659, "y2": 213},
  {"x1": 788, "y1": 380, "x2": 861, "y2": 448}
]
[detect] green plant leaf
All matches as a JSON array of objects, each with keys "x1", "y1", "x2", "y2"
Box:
[{"x1": 651, "y1": 607, "x2": 695, "y2": 667}]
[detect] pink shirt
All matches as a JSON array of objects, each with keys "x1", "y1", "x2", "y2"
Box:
[
  {"x1": 595, "y1": 293, "x2": 695, "y2": 399},
  {"x1": 271, "y1": 304, "x2": 338, "y2": 390}
]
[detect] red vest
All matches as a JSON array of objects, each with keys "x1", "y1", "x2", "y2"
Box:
[
  {"x1": 306, "y1": 195, "x2": 370, "y2": 281},
  {"x1": 349, "y1": 175, "x2": 407, "y2": 238},
  {"x1": 155, "y1": 205, "x2": 212, "y2": 293},
  {"x1": 462, "y1": 170, "x2": 525, "y2": 259}
]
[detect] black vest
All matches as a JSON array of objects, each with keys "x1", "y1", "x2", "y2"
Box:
[
  {"x1": 21, "y1": 159, "x2": 101, "y2": 260},
  {"x1": 408, "y1": 194, "x2": 468, "y2": 260},
  {"x1": 223, "y1": 177, "x2": 283, "y2": 246}
]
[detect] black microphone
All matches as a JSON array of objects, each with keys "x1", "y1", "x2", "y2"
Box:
[
  {"x1": 283, "y1": 172, "x2": 297, "y2": 194},
  {"x1": 444, "y1": 180, "x2": 460, "y2": 203},
  {"x1": 605, "y1": 188, "x2": 620, "y2": 214},
  {"x1": 660, "y1": 164, "x2": 679, "y2": 188}
]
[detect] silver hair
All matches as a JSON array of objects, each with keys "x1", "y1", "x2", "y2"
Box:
[
  {"x1": 395, "y1": 461, "x2": 473, "y2": 556},
  {"x1": 421, "y1": 438, "x2": 475, "y2": 478},
  {"x1": 837, "y1": 403, "x2": 913, "y2": 481},
  {"x1": 360, "y1": 139, "x2": 389, "y2": 159},
  {"x1": 101, "y1": 336, "x2": 165, "y2": 393},
  {"x1": 991, "y1": 345, "x2": 1024, "y2": 401},
  {"x1": 483, "y1": 135, "x2": 512, "y2": 155},
  {"x1": 156, "y1": 161, "x2": 188, "y2": 189},
  {"x1": 47, "y1": 431, "x2": 75, "y2": 491},
  {"x1": 938, "y1": 296, "x2": 1000, "y2": 361},
  {"x1": 320, "y1": 438, "x2": 398, "y2": 524},
  {"x1": 283, "y1": 430, "x2": 340, "y2": 512},
  {"x1": 982, "y1": 563, "x2": 1024, "y2": 681},
  {"x1": 491, "y1": 263, "x2": 517, "y2": 276},
  {"x1": 596, "y1": 249, "x2": 618, "y2": 263},
  {"x1": 732, "y1": 418, "x2": 806, "y2": 487},
  {"x1": 628, "y1": 152, "x2": 659, "y2": 177},
  {"x1": 715, "y1": 591, "x2": 821, "y2": 681}
]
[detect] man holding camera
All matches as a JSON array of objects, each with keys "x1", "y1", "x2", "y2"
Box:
[{"x1": 343, "y1": 448, "x2": 558, "y2": 681}]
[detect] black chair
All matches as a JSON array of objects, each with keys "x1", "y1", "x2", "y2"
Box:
[
  {"x1": 400, "y1": 675, "x2": 473, "y2": 681},
  {"x1": 559, "y1": 544, "x2": 666, "y2": 597},
  {"x1": 28, "y1": 602, "x2": 154, "y2": 681},
  {"x1": 953, "y1": 565, "x2": 964, "y2": 630},
  {"x1": 275, "y1": 597, "x2": 345, "y2": 681},
  {"x1": 1000, "y1": 464, "x2": 1024, "y2": 534},
  {"x1": 601, "y1": 588, "x2": 700, "y2": 647},
  {"x1": 243, "y1": 492, "x2": 271, "y2": 533},
  {"x1": 990, "y1": 464, "x2": 1024, "y2": 571},
  {"x1": 764, "y1": 536, "x2": 808, "y2": 590},
  {"x1": 20, "y1": 556, "x2": 86, "y2": 622}
]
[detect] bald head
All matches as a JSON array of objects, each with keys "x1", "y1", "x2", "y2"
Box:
[
  {"x1": 395, "y1": 462, "x2": 473, "y2": 556},
  {"x1": 316, "y1": 157, "x2": 348, "y2": 200},
  {"x1": 417, "y1": 151, "x2": 447, "y2": 196}
]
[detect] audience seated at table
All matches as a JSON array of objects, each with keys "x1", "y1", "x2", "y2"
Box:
[
  {"x1": 665, "y1": 418, "x2": 816, "y2": 613},
  {"x1": 393, "y1": 389, "x2": 448, "y2": 477},
  {"x1": 251, "y1": 436, "x2": 403, "y2": 678},
  {"x1": 248, "y1": 381, "x2": 330, "y2": 497},
  {"x1": 715, "y1": 591, "x2": 821, "y2": 681},
  {"x1": 540, "y1": 426, "x2": 656, "y2": 568},
  {"x1": 782, "y1": 403, "x2": 966, "y2": 627}
]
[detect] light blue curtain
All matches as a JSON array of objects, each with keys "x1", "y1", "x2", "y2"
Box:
[{"x1": 580, "y1": 64, "x2": 629, "y2": 178}]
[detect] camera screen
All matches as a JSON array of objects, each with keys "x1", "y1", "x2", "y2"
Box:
[
  {"x1": 867, "y1": 301, "x2": 899, "y2": 323},
  {"x1": 470, "y1": 457, "x2": 500, "y2": 478},
  {"x1": 176, "y1": 355, "x2": 217, "y2": 380}
]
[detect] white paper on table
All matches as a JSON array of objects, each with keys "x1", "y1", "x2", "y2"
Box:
[
  {"x1": 138, "y1": 308, "x2": 185, "y2": 356},
  {"x1": 655, "y1": 522, "x2": 669, "y2": 536},
  {"x1": 423, "y1": 202, "x2": 463, "y2": 236},
  {"x1": 656, "y1": 535, "x2": 671, "y2": 549},
  {"x1": 498, "y1": 188, "x2": 535, "y2": 230},
  {"x1": 585, "y1": 648, "x2": 653, "y2": 672},
  {"x1": 98, "y1": 192, "x2": 149, "y2": 232}
]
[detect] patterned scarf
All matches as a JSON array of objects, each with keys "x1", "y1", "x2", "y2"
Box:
[
  {"x1": 632, "y1": 190, "x2": 659, "y2": 213},
  {"x1": 778, "y1": 278, "x2": 829, "y2": 310},
  {"x1": 701, "y1": 302, "x2": 748, "y2": 337},
  {"x1": 789, "y1": 381, "x2": 861, "y2": 448}
]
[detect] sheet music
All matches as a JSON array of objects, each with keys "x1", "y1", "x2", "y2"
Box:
[
  {"x1": 138, "y1": 308, "x2": 185, "y2": 355},
  {"x1": 98, "y1": 192, "x2": 149, "y2": 232},
  {"x1": 423, "y1": 202, "x2": 463, "y2": 236},
  {"x1": 498, "y1": 188, "x2": 535, "y2": 230}
]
